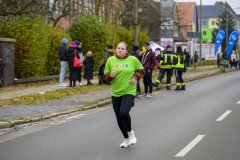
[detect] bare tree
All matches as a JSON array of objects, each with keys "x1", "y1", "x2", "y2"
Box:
[{"x1": 0, "y1": 0, "x2": 37, "y2": 17}]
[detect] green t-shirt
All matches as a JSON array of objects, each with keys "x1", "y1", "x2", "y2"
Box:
[{"x1": 104, "y1": 55, "x2": 144, "y2": 97}]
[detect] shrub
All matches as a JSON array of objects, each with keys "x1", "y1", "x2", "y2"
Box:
[
  {"x1": 68, "y1": 16, "x2": 108, "y2": 71},
  {"x1": 0, "y1": 15, "x2": 72, "y2": 78},
  {"x1": 109, "y1": 25, "x2": 150, "y2": 53}
]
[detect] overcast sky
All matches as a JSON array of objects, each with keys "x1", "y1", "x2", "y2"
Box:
[{"x1": 175, "y1": 0, "x2": 240, "y2": 14}]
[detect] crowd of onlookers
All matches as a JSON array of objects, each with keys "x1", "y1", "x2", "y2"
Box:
[
  {"x1": 217, "y1": 49, "x2": 240, "y2": 69},
  {"x1": 58, "y1": 38, "x2": 95, "y2": 87}
]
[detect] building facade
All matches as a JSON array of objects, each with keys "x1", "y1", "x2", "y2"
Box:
[{"x1": 197, "y1": 1, "x2": 240, "y2": 44}]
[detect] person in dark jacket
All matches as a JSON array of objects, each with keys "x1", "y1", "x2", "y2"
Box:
[
  {"x1": 222, "y1": 49, "x2": 227, "y2": 60},
  {"x1": 76, "y1": 42, "x2": 84, "y2": 86},
  {"x1": 66, "y1": 42, "x2": 80, "y2": 87},
  {"x1": 139, "y1": 42, "x2": 156, "y2": 97},
  {"x1": 217, "y1": 53, "x2": 221, "y2": 68},
  {"x1": 102, "y1": 45, "x2": 114, "y2": 85},
  {"x1": 131, "y1": 45, "x2": 141, "y2": 100},
  {"x1": 185, "y1": 52, "x2": 190, "y2": 68},
  {"x1": 59, "y1": 38, "x2": 68, "y2": 87},
  {"x1": 83, "y1": 51, "x2": 94, "y2": 85}
]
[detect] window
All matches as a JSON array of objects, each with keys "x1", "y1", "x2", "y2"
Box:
[
  {"x1": 203, "y1": 31, "x2": 206, "y2": 35},
  {"x1": 61, "y1": 27, "x2": 64, "y2": 31},
  {"x1": 203, "y1": 20, "x2": 206, "y2": 25},
  {"x1": 212, "y1": 21, "x2": 215, "y2": 26},
  {"x1": 203, "y1": 41, "x2": 206, "y2": 44}
]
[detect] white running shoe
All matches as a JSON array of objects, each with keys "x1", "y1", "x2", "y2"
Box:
[
  {"x1": 120, "y1": 138, "x2": 131, "y2": 148},
  {"x1": 59, "y1": 83, "x2": 68, "y2": 87},
  {"x1": 128, "y1": 130, "x2": 137, "y2": 145},
  {"x1": 139, "y1": 93, "x2": 147, "y2": 97},
  {"x1": 147, "y1": 93, "x2": 153, "y2": 98},
  {"x1": 79, "y1": 82, "x2": 82, "y2": 86}
]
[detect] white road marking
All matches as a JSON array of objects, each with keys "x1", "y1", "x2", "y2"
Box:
[
  {"x1": 66, "y1": 114, "x2": 86, "y2": 120},
  {"x1": 175, "y1": 135, "x2": 205, "y2": 157},
  {"x1": 216, "y1": 110, "x2": 232, "y2": 121},
  {"x1": 237, "y1": 101, "x2": 240, "y2": 104}
]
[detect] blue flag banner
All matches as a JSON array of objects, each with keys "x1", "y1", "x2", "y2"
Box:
[
  {"x1": 227, "y1": 30, "x2": 239, "y2": 59},
  {"x1": 214, "y1": 29, "x2": 225, "y2": 56}
]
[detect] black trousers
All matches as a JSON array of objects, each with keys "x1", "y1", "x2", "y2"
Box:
[
  {"x1": 217, "y1": 60, "x2": 220, "y2": 68},
  {"x1": 112, "y1": 95, "x2": 135, "y2": 138},
  {"x1": 186, "y1": 60, "x2": 190, "y2": 67},
  {"x1": 157, "y1": 69, "x2": 173, "y2": 86},
  {"x1": 79, "y1": 67, "x2": 82, "y2": 83},
  {"x1": 143, "y1": 71, "x2": 153, "y2": 94},
  {"x1": 175, "y1": 69, "x2": 184, "y2": 85}
]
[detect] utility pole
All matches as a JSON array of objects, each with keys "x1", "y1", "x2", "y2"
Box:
[
  {"x1": 188, "y1": 1, "x2": 190, "y2": 53},
  {"x1": 159, "y1": 0, "x2": 162, "y2": 46},
  {"x1": 225, "y1": 1, "x2": 228, "y2": 47},
  {"x1": 134, "y1": 0, "x2": 138, "y2": 45},
  {"x1": 199, "y1": 0, "x2": 202, "y2": 65}
]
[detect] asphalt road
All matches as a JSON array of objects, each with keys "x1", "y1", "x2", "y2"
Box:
[{"x1": 0, "y1": 71, "x2": 240, "y2": 160}]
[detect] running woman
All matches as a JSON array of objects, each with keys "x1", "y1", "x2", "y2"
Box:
[{"x1": 103, "y1": 42, "x2": 145, "y2": 148}]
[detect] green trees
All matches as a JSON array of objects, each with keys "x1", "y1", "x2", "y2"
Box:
[
  {"x1": 212, "y1": 10, "x2": 236, "y2": 52},
  {"x1": 0, "y1": 15, "x2": 71, "y2": 78},
  {"x1": 68, "y1": 16, "x2": 109, "y2": 71}
]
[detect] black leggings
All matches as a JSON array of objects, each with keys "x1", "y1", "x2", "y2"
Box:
[{"x1": 112, "y1": 94, "x2": 135, "y2": 138}]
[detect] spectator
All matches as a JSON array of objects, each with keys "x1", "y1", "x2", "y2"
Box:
[
  {"x1": 184, "y1": 49, "x2": 187, "y2": 55},
  {"x1": 131, "y1": 45, "x2": 141, "y2": 100},
  {"x1": 139, "y1": 42, "x2": 156, "y2": 97},
  {"x1": 155, "y1": 48, "x2": 161, "y2": 69},
  {"x1": 231, "y1": 50, "x2": 237, "y2": 68},
  {"x1": 59, "y1": 38, "x2": 69, "y2": 87},
  {"x1": 194, "y1": 51, "x2": 199, "y2": 69},
  {"x1": 186, "y1": 52, "x2": 191, "y2": 68},
  {"x1": 66, "y1": 42, "x2": 80, "y2": 87},
  {"x1": 217, "y1": 53, "x2": 221, "y2": 68},
  {"x1": 83, "y1": 51, "x2": 94, "y2": 86},
  {"x1": 76, "y1": 42, "x2": 84, "y2": 86},
  {"x1": 236, "y1": 50, "x2": 239, "y2": 68},
  {"x1": 222, "y1": 49, "x2": 227, "y2": 60},
  {"x1": 102, "y1": 45, "x2": 114, "y2": 85}
]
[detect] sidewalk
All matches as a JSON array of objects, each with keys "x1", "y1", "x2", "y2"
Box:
[
  {"x1": 0, "y1": 66, "x2": 217, "y2": 100},
  {"x1": 0, "y1": 69, "x2": 220, "y2": 121}
]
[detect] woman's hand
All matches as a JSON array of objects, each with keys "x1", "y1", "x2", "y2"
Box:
[
  {"x1": 110, "y1": 71, "x2": 117, "y2": 78},
  {"x1": 130, "y1": 77, "x2": 137, "y2": 85}
]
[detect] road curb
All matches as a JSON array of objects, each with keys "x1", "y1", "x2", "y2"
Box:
[
  {"x1": 1, "y1": 69, "x2": 238, "y2": 129},
  {"x1": 0, "y1": 121, "x2": 11, "y2": 128}
]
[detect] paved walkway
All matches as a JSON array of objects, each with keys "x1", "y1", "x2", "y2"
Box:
[
  {"x1": 0, "y1": 69, "x2": 221, "y2": 121},
  {"x1": 0, "y1": 66, "x2": 217, "y2": 100}
]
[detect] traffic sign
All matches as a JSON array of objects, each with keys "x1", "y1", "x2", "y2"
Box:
[{"x1": 187, "y1": 32, "x2": 202, "y2": 38}]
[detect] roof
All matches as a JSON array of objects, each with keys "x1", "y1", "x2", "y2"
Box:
[
  {"x1": 176, "y1": 2, "x2": 196, "y2": 40},
  {"x1": 196, "y1": 5, "x2": 224, "y2": 19}
]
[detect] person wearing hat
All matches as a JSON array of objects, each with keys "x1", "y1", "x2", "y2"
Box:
[
  {"x1": 155, "y1": 48, "x2": 161, "y2": 69},
  {"x1": 59, "y1": 38, "x2": 69, "y2": 87},
  {"x1": 131, "y1": 45, "x2": 141, "y2": 100},
  {"x1": 76, "y1": 42, "x2": 84, "y2": 86},
  {"x1": 139, "y1": 42, "x2": 156, "y2": 97},
  {"x1": 152, "y1": 45, "x2": 175, "y2": 90}
]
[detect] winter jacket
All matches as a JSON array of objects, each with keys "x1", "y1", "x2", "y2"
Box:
[
  {"x1": 103, "y1": 49, "x2": 114, "y2": 65},
  {"x1": 83, "y1": 56, "x2": 94, "y2": 80},
  {"x1": 222, "y1": 52, "x2": 227, "y2": 60},
  {"x1": 231, "y1": 53, "x2": 237, "y2": 62},
  {"x1": 130, "y1": 51, "x2": 140, "y2": 61},
  {"x1": 159, "y1": 51, "x2": 175, "y2": 69},
  {"x1": 76, "y1": 47, "x2": 84, "y2": 63},
  {"x1": 139, "y1": 48, "x2": 156, "y2": 71},
  {"x1": 186, "y1": 53, "x2": 190, "y2": 60},
  {"x1": 59, "y1": 44, "x2": 68, "y2": 61},
  {"x1": 66, "y1": 46, "x2": 80, "y2": 81}
]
